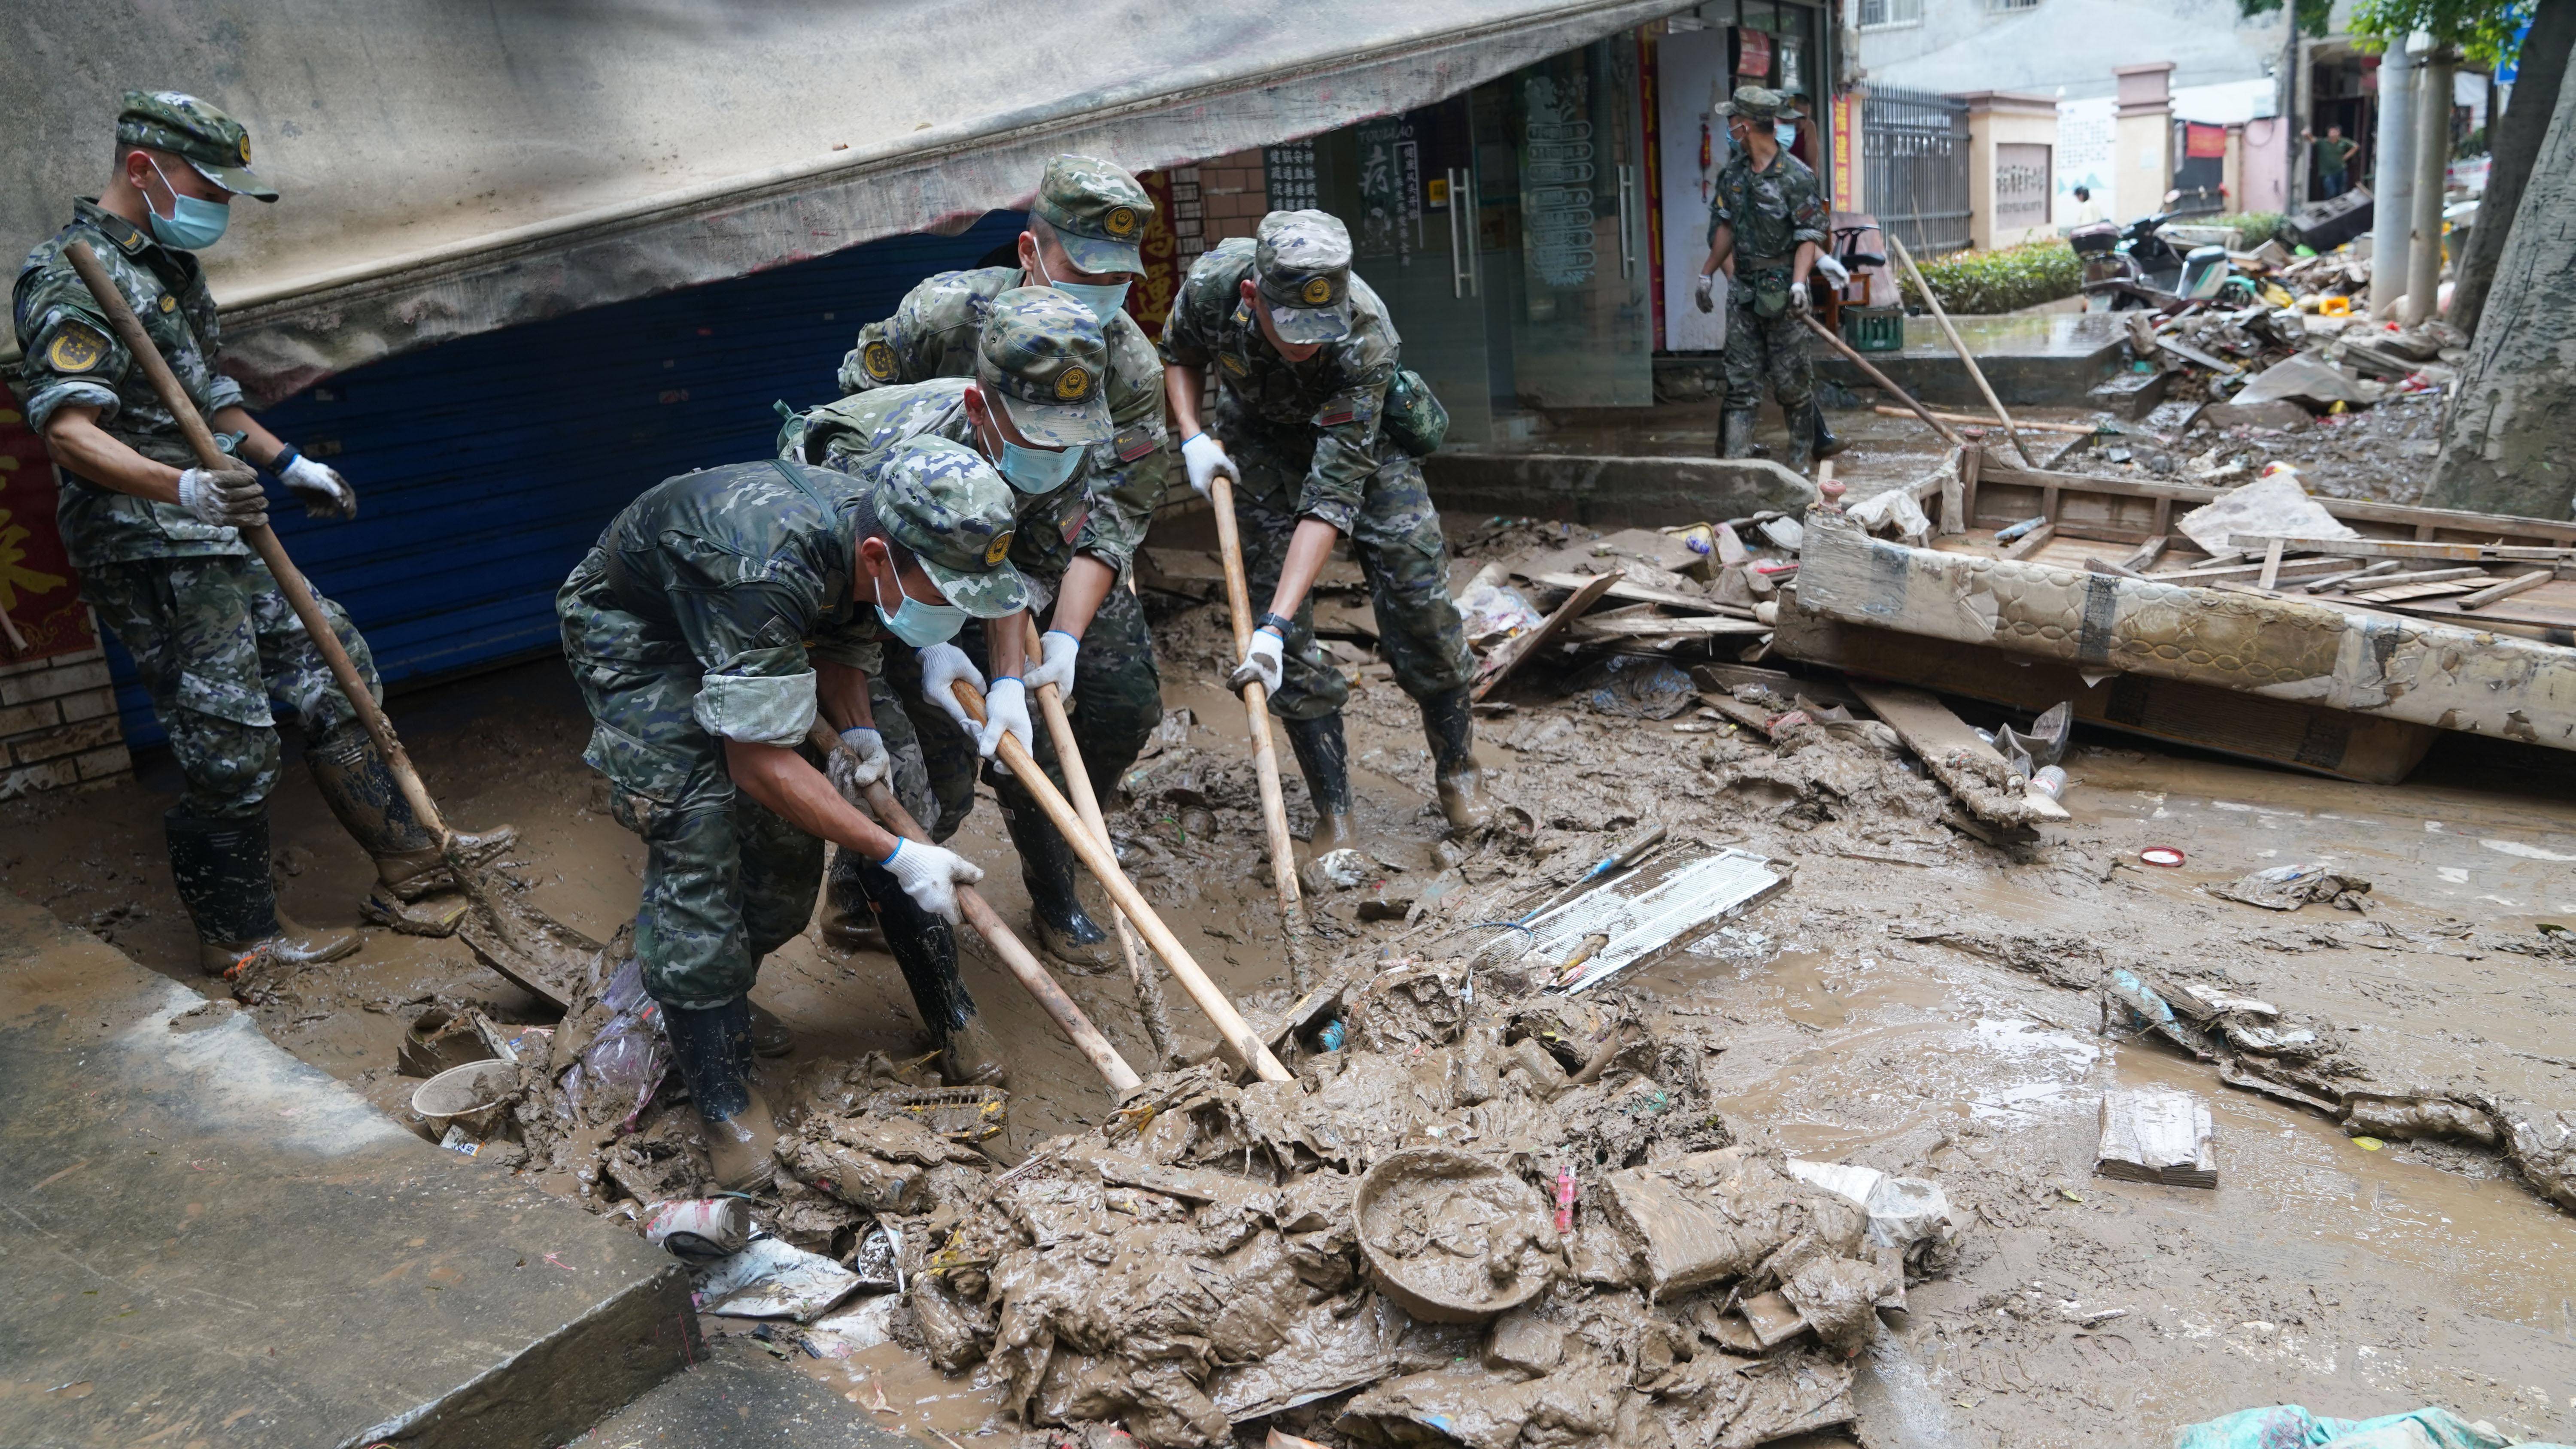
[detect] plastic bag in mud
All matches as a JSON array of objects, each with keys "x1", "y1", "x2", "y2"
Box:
[
  {"x1": 2209, "y1": 863, "x2": 2372, "y2": 912},
  {"x1": 561, "y1": 958, "x2": 668, "y2": 1128},
  {"x1": 2172, "y1": 1403, "x2": 2531, "y2": 1449},
  {"x1": 1571, "y1": 656, "x2": 1697, "y2": 720},
  {"x1": 1455, "y1": 579, "x2": 1544, "y2": 650}
]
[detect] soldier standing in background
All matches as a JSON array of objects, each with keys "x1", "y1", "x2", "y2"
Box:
[
  {"x1": 1160, "y1": 210, "x2": 1488, "y2": 849},
  {"x1": 784, "y1": 289, "x2": 1139, "y2": 983},
  {"x1": 10, "y1": 91, "x2": 513, "y2": 976},
  {"x1": 1693, "y1": 86, "x2": 1829, "y2": 474}
]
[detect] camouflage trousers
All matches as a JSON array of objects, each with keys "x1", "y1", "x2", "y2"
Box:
[
  {"x1": 558, "y1": 553, "x2": 824, "y2": 1011},
  {"x1": 1723, "y1": 283, "x2": 1817, "y2": 417},
  {"x1": 1225, "y1": 432, "x2": 1475, "y2": 722},
  {"x1": 83, "y1": 553, "x2": 380, "y2": 819}
]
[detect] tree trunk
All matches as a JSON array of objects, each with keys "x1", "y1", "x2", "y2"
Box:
[
  {"x1": 2422, "y1": 64, "x2": 2576, "y2": 519},
  {"x1": 2450, "y1": 0, "x2": 2576, "y2": 339}
]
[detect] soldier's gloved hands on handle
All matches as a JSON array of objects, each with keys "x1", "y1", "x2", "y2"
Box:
[
  {"x1": 1789, "y1": 281, "x2": 1812, "y2": 316},
  {"x1": 1023, "y1": 630, "x2": 1080, "y2": 696},
  {"x1": 1693, "y1": 274, "x2": 1716, "y2": 314},
  {"x1": 1813, "y1": 254, "x2": 1852, "y2": 291},
  {"x1": 1180, "y1": 432, "x2": 1238, "y2": 501},
  {"x1": 1230, "y1": 626, "x2": 1285, "y2": 697},
  {"x1": 976, "y1": 676, "x2": 1034, "y2": 760},
  {"x1": 273, "y1": 448, "x2": 357, "y2": 520},
  {"x1": 826, "y1": 727, "x2": 890, "y2": 804},
  {"x1": 878, "y1": 837, "x2": 984, "y2": 925},
  {"x1": 917, "y1": 643, "x2": 986, "y2": 735},
  {"x1": 176, "y1": 465, "x2": 267, "y2": 530}
]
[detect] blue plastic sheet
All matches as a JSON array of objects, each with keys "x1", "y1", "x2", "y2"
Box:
[{"x1": 2174, "y1": 1404, "x2": 2568, "y2": 1449}]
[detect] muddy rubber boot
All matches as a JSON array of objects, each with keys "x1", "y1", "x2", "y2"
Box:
[
  {"x1": 818, "y1": 850, "x2": 889, "y2": 955},
  {"x1": 166, "y1": 808, "x2": 361, "y2": 978},
  {"x1": 999, "y1": 792, "x2": 1116, "y2": 973},
  {"x1": 746, "y1": 999, "x2": 793, "y2": 1059},
  {"x1": 1812, "y1": 408, "x2": 1849, "y2": 461},
  {"x1": 1419, "y1": 688, "x2": 1494, "y2": 837},
  {"x1": 662, "y1": 998, "x2": 777, "y2": 1192},
  {"x1": 1786, "y1": 404, "x2": 1820, "y2": 476},
  {"x1": 1720, "y1": 409, "x2": 1759, "y2": 461},
  {"x1": 306, "y1": 724, "x2": 519, "y2": 910},
  {"x1": 1280, "y1": 712, "x2": 1361, "y2": 852},
  {"x1": 854, "y1": 857, "x2": 1008, "y2": 1088}
]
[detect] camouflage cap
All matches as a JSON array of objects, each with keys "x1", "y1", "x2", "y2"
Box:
[
  {"x1": 1033, "y1": 155, "x2": 1154, "y2": 277},
  {"x1": 871, "y1": 437, "x2": 1032, "y2": 619},
  {"x1": 974, "y1": 287, "x2": 1115, "y2": 449},
  {"x1": 1714, "y1": 86, "x2": 1803, "y2": 123},
  {"x1": 115, "y1": 91, "x2": 277, "y2": 201},
  {"x1": 1253, "y1": 210, "x2": 1355, "y2": 346}
]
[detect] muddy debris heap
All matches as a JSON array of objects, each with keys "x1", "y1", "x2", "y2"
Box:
[{"x1": 762, "y1": 956, "x2": 1960, "y2": 1449}]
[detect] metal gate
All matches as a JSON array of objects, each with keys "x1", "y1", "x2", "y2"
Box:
[{"x1": 1863, "y1": 88, "x2": 1972, "y2": 256}]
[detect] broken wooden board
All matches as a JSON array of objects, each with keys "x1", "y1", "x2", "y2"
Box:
[
  {"x1": 1844, "y1": 681, "x2": 2071, "y2": 825},
  {"x1": 1528, "y1": 849, "x2": 1787, "y2": 995},
  {"x1": 1471, "y1": 573, "x2": 1617, "y2": 701},
  {"x1": 1564, "y1": 614, "x2": 1772, "y2": 643},
  {"x1": 2223, "y1": 534, "x2": 2576, "y2": 567},
  {"x1": 1520, "y1": 527, "x2": 1712, "y2": 582},
  {"x1": 2096, "y1": 1088, "x2": 2218, "y2": 1188},
  {"x1": 1519, "y1": 570, "x2": 1753, "y2": 616}
]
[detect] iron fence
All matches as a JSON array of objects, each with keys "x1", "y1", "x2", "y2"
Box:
[{"x1": 1863, "y1": 88, "x2": 1972, "y2": 256}]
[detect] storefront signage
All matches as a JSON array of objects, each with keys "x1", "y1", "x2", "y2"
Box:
[
  {"x1": 1831, "y1": 94, "x2": 1859, "y2": 211},
  {"x1": 1737, "y1": 30, "x2": 1772, "y2": 78},
  {"x1": 1995, "y1": 142, "x2": 2054, "y2": 233},
  {"x1": 1521, "y1": 73, "x2": 1599, "y2": 287},
  {"x1": 1356, "y1": 116, "x2": 1425, "y2": 257}
]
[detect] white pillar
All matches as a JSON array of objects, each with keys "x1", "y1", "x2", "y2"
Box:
[
  {"x1": 2369, "y1": 42, "x2": 2418, "y2": 313},
  {"x1": 2404, "y1": 47, "x2": 2453, "y2": 324}
]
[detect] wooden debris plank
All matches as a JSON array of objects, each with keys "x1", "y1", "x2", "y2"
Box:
[
  {"x1": 2224, "y1": 534, "x2": 2576, "y2": 565},
  {"x1": 2348, "y1": 579, "x2": 2482, "y2": 604},
  {"x1": 1566, "y1": 614, "x2": 1773, "y2": 642},
  {"x1": 2458, "y1": 569, "x2": 2554, "y2": 611},
  {"x1": 1471, "y1": 573, "x2": 1617, "y2": 701},
  {"x1": 1999, "y1": 522, "x2": 2056, "y2": 561},
  {"x1": 1846, "y1": 681, "x2": 2071, "y2": 822},
  {"x1": 2147, "y1": 555, "x2": 2348, "y2": 585},
  {"x1": 1520, "y1": 570, "x2": 1753, "y2": 617}
]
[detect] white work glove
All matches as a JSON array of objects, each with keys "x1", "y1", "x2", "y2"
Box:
[
  {"x1": 976, "y1": 676, "x2": 1034, "y2": 760},
  {"x1": 1229, "y1": 626, "x2": 1285, "y2": 697},
  {"x1": 917, "y1": 642, "x2": 986, "y2": 735},
  {"x1": 878, "y1": 837, "x2": 984, "y2": 925},
  {"x1": 1789, "y1": 281, "x2": 1812, "y2": 316},
  {"x1": 1693, "y1": 274, "x2": 1716, "y2": 313},
  {"x1": 1814, "y1": 254, "x2": 1852, "y2": 290},
  {"x1": 277, "y1": 451, "x2": 357, "y2": 520},
  {"x1": 1179, "y1": 431, "x2": 1239, "y2": 501},
  {"x1": 826, "y1": 726, "x2": 889, "y2": 803},
  {"x1": 176, "y1": 465, "x2": 267, "y2": 530},
  {"x1": 1023, "y1": 629, "x2": 1080, "y2": 697}
]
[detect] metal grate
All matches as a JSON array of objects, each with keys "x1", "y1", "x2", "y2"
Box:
[{"x1": 1862, "y1": 88, "x2": 1973, "y2": 257}]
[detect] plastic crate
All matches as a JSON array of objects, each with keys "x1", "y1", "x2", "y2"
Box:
[{"x1": 1840, "y1": 306, "x2": 1904, "y2": 353}]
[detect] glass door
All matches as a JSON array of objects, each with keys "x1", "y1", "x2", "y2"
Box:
[{"x1": 1477, "y1": 37, "x2": 1654, "y2": 410}]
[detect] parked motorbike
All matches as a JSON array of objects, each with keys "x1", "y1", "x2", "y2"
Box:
[{"x1": 2075, "y1": 199, "x2": 2229, "y2": 312}]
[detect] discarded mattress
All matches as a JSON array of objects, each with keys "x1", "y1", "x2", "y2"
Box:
[{"x1": 1792, "y1": 512, "x2": 2576, "y2": 751}]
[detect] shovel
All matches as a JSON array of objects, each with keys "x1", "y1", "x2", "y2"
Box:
[
  {"x1": 802, "y1": 720, "x2": 1141, "y2": 1094},
  {"x1": 1019, "y1": 618, "x2": 1177, "y2": 1066},
  {"x1": 64, "y1": 242, "x2": 605, "y2": 1005},
  {"x1": 1206, "y1": 470, "x2": 1316, "y2": 992}
]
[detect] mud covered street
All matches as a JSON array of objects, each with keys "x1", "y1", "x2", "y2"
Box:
[{"x1": 6, "y1": 522, "x2": 2574, "y2": 1448}]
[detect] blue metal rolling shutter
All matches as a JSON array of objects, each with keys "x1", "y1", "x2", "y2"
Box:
[{"x1": 106, "y1": 213, "x2": 1025, "y2": 746}]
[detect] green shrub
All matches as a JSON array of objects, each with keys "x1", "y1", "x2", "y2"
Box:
[
  {"x1": 2206, "y1": 211, "x2": 2288, "y2": 248},
  {"x1": 1895, "y1": 240, "x2": 2084, "y2": 314}
]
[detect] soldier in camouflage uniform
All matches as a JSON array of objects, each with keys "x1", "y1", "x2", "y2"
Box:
[
  {"x1": 785, "y1": 288, "x2": 1141, "y2": 975},
  {"x1": 9, "y1": 91, "x2": 512, "y2": 976},
  {"x1": 1694, "y1": 87, "x2": 1830, "y2": 474},
  {"x1": 558, "y1": 438, "x2": 1022, "y2": 1188},
  {"x1": 1159, "y1": 210, "x2": 1486, "y2": 846}
]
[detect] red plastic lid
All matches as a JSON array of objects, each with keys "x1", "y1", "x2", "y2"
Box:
[{"x1": 2139, "y1": 846, "x2": 2186, "y2": 867}]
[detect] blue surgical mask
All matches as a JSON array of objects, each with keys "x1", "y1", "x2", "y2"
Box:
[
  {"x1": 998, "y1": 439, "x2": 1081, "y2": 494},
  {"x1": 1032, "y1": 254, "x2": 1132, "y2": 324},
  {"x1": 872, "y1": 573, "x2": 968, "y2": 647},
  {"x1": 143, "y1": 157, "x2": 231, "y2": 251},
  {"x1": 1774, "y1": 124, "x2": 1797, "y2": 150}
]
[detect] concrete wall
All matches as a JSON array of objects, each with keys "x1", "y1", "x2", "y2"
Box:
[
  {"x1": 1961, "y1": 93, "x2": 2060, "y2": 248},
  {"x1": 2116, "y1": 63, "x2": 2176, "y2": 217},
  {"x1": 1857, "y1": 0, "x2": 2286, "y2": 102}
]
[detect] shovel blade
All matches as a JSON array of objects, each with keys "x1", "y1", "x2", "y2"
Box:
[{"x1": 455, "y1": 868, "x2": 605, "y2": 1011}]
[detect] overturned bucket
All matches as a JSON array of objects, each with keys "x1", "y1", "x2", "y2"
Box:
[
  {"x1": 1354, "y1": 1146, "x2": 1560, "y2": 1323},
  {"x1": 410, "y1": 1058, "x2": 520, "y2": 1139}
]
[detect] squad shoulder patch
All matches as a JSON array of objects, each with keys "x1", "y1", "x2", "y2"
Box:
[
  {"x1": 1315, "y1": 406, "x2": 1357, "y2": 427},
  {"x1": 1113, "y1": 426, "x2": 1156, "y2": 463},
  {"x1": 45, "y1": 321, "x2": 111, "y2": 375}
]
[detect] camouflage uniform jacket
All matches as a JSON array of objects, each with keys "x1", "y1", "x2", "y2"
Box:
[
  {"x1": 838, "y1": 266, "x2": 1168, "y2": 515},
  {"x1": 780, "y1": 376, "x2": 1148, "y2": 586},
  {"x1": 10, "y1": 199, "x2": 249, "y2": 567},
  {"x1": 1156, "y1": 236, "x2": 1402, "y2": 535},
  {"x1": 583, "y1": 459, "x2": 888, "y2": 747},
  {"x1": 1707, "y1": 148, "x2": 1828, "y2": 269}
]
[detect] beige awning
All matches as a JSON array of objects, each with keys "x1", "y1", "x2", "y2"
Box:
[{"x1": 4, "y1": 0, "x2": 1690, "y2": 403}]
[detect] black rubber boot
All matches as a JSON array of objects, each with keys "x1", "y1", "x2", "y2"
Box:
[
  {"x1": 818, "y1": 850, "x2": 889, "y2": 955},
  {"x1": 661, "y1": 998, "x2": 777, "y2": 1191},
  {"x1": 1786, "y1": 404, "x2": 1821, "y2": 476},
  {"x1": 1281, "y1": 712, "x2": 1360, "y2": 852},
  {"x1": 1419, "y1": 688, "x2": 1494, "y2": 837},
  {"x1": 306, "y1": 724, "x2": 518, "y2": 903},
  {"x1": 166, "y1": 808, "x2": 359, "y2": 978},
  {"x1": 1813, "y1": 408, "x2": 1849, "y2": 460},
  {"x1": 999, "y1": 791, "x2": 1116, "y2": 973},
  {"x1": 1720, "y1": 409, "x2": 1759, "y2": 460},
  {"x1": 853, "y1": 856, "x2": 1006, "y2": 1087}
]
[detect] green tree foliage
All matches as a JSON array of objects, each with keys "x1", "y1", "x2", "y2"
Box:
[{"x1": 2237, "y1": 0, "x2": 2533, "y2": 68}]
